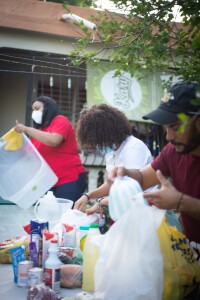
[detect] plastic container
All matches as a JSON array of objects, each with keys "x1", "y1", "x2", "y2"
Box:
[
  {"x1": 44, "y1": 239, "x2": 61, "y2": 294},
  {"x1": 79, "y1": 225, "x2": 89, "y2": 251},
  {"x1": 99, "y1": 216, "x2": 106, "y2": 234},
  {"x1": 0, "y1": 131, "x2": 58, "y2": 209},
  {"x1": 34, "y1": 191, "x2": 73, "y2": 224},
  {"x1": 82, "y1": 224, "x2": 101, "y2": 292}
]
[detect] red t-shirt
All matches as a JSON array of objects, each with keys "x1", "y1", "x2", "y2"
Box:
[
  {"x1": 31, "y1": 115, "x2": 85, "y2": 186},
  {"x1": 151, "y1": 143, "x2": 200, "y2": 245}
]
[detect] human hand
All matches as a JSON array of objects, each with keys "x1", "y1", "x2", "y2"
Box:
[
  {"x1": 143, "y1": 170, "x2": 180, "y2": 210},
  {"x1": 107, "y1": 166, "x2": 127, "y2": 183},
  {"x1": 86, "y1": 197, "x2": 108, "y2": 216},
  {"x1": 74, "y1": 195, "x2": 89, "y2": 211},
  {"x1": 86, "y1": 203, "x2": 99, "y2": 215},
  {"x1": 14, "y1": 120, "x2": 26, "y2": 134}
]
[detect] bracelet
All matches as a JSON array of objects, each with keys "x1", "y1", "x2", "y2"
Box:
[
  {"x1": 176, "y1": 193, "x2": 184, "y2": 211},
  {"x1": 82, "y1": 193, "x2": 90, "y2": 203}
]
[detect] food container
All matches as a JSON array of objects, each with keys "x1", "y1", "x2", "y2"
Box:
[
  {"x1": 0, "y1": 130, "x2": 58, "y2": 209},
  {"x1": 34, "y1": 192, "x2": 73, "y2": 223}
]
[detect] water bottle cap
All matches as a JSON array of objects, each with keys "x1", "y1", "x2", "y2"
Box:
[
  {"x1": 80, "y1": 225, "x2": 90, "y2": 230},
  {"x1": 90, "y1": 224, "x2": 99, "y2": 229}
]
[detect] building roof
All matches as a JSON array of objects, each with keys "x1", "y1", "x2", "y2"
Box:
[
  {"x1": 0, "y1": 0, "x2": 185, "y2": 43},
  {"x1": 0, "y1": 0, "x2": 100, "y2": 39}
]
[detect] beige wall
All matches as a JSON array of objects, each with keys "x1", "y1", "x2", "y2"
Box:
[
  {"x1": 0, "y1": 73, "x2": 27, "y2": 136},
  {"x1": 0, "y1": 28, "x2": 105, "y2": 136}
]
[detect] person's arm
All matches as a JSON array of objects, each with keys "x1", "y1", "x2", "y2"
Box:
[
  {"x1": 178, "y1": 194, "x2": 200, "y2": 219},
  {"x1": 14, "y1": 121, "x2": 63, "y2": 147},
  {"x1": 106, "y1": 164, "x2": 159, "y2": 190},
  {"x1": 74, "y1": 182, "x2": 111, "y2": 211},
  {"x1": 86, "y1": 197, "x2": 108, "y2": 215}
]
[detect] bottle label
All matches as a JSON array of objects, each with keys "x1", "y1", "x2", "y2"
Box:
[
  {"x1": 44, "y1": 268, "x2": 60, "y2": 293},
  {"x1": 80, "y1": 235, "x2": 87, "y2": 251},
  {"x1": 64, "y1": 230, "x2": 76, "y2": 248}
]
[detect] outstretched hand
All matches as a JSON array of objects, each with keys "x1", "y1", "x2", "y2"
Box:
[
  {"x1": 143, "y1": 170, "x2": 180, "y2": 210},
  {"x1": 74, "y1": 195, "x2": 88, "y2": 212},
  {"x1": 86, "y1": 197, "x2": 108, "y2": 217}
]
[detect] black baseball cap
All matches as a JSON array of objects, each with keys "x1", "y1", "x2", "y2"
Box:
[{"x1": 143, "y1": 81, "x2": 200, "y2": 125}]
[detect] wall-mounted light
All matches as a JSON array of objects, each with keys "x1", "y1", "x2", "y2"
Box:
[
  {"x1": 68, "y1": 78, "x2": 71, "y2": 89},
  {"x1": 60, "y1": 13, "x2": 96, "y2": 30},
  {"x1": 50, "y1": 76, "x2": 53, "y2": 87}
]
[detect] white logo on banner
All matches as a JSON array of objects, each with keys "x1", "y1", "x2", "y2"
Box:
[{"x1": 100, "y1": 70, "x2": 142, "y2": 110}]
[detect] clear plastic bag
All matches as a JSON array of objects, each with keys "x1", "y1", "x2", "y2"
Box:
[
  {"x1": 27, "y1": 283, "x2": 62, "y2": 300},
  {"x1": 52, "y1": 209, "x2": 99, "y2": 243},
  {"x1": 60, "y1": 264, "x2": 83, "y2": 288}
]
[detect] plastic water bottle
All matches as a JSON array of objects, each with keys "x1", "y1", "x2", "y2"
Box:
[
  {"x1": 82, "y1": 224, "x2": 101, "y2": 292},
  {"x1": 44, "y1": 239, "x2": 61, "y2": 294},
  {"x1": 99, "y1": 216, "x2": 106, "y2": 234}
]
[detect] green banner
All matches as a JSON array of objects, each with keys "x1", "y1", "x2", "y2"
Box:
[{"x1": 86, "y1": 61, "x2": 167, "y2": 122}]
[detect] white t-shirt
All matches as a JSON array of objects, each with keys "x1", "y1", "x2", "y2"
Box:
[{"x1": 105, "y1": 135, "x2": 153, "y2": 171}]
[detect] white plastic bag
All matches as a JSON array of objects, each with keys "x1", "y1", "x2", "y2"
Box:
[
  {"x1": 108, "y1": 176, "x2": 145, "y2": 221},
  {"x1": 60, "y1": 209, "x2": 99, "y2": 227},
  {"x1": 52, "y1": 209, "x2": 99, "y2": 243},
  {"x1": 94, "y1": 195, "x2": 165, "y2": 300}
]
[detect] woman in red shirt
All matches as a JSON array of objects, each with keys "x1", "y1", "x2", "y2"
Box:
[{"x1": 14, "y1": 96, "x2": 87, "y2": 203}]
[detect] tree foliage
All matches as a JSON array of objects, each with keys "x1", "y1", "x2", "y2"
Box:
[{"x1": 70, "y1": 0, "x2": 200, "y2": 82}]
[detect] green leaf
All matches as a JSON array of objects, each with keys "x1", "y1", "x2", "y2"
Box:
[{"x1": 177, "y1": 113, "x2": 189, "y2": 133}]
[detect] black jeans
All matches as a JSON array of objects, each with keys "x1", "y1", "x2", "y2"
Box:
[{"x1": 50, "y1": 172, "x2": 88, "y2": 203}]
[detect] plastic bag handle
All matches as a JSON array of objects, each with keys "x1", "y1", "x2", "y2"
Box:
[{"x1": 34, "y1": 199, "x2": 40, "y2": 219}]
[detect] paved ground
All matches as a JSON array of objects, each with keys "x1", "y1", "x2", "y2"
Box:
[{"x1": 0, "y1": 205, "x2": 35, "y2": 241}]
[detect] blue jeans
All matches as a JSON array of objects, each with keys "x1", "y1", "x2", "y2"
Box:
[{"x1": 50, "y1": 172, "x2": 88, "y2": 204}]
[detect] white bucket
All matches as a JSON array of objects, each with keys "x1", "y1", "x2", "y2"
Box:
[{"x1": 0, "y1": 131, "x2": 58, "y2": 209}]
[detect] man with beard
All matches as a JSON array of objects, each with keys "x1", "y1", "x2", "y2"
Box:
[{"x1": 107, "y1": 81, "x2": 200, "y2": 262}]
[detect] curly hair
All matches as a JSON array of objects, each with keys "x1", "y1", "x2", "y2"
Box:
[
  {"x1": 77, "y1": 104, "x2": 132, "y2": 150},
  {"x1": 32, "y1": 96, "x2": 60, "y2": 129}
]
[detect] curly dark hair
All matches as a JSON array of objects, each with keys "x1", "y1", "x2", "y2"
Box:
[
  {"x1": 32, "y1": 96, "x2": 60, "y2": 129},
  {"x1": 77, "y1": 104, "x2": 132, "y2": 150}
]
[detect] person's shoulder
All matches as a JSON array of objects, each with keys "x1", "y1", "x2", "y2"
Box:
[
  {"x1": 53, "y1": 115, "x2": 71, "y2": 124},
  {"x1": 127, "y1": 135, "x2": 143, "y2": 145},
  {"x1": 130, "y1": 135, "x2": 150, "y2": 150}
]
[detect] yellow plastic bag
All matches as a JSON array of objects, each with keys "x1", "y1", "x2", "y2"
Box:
[
  {"x1": 0, "y1": 236, "x2": 30, "y2": 264},
  {"x1": 158, "y1": 218, "x2": 200, "y2": 300},
  {"x1": 3, "y1": 128, "x2": 23, "y2": 151}
]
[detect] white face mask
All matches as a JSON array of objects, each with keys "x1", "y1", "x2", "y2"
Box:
[{"x1": 32, "y1": 110, "x2": 43, "y2": 124}]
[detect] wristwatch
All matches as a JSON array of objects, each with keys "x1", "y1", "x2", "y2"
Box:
[{"x1": 97, "y1": 197, "x2": 104, "y2": 208}]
